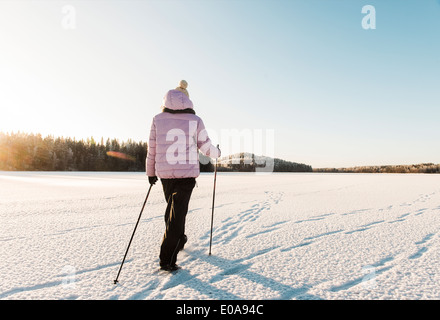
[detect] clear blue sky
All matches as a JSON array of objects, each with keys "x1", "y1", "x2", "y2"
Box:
[{"x1": 1, "y1": 0, "x2": 439, "y2": 168}]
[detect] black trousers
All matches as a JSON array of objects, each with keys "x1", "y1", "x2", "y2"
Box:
[{"x1": 159, "y1": 178, "x2": 196, "y2": 267}]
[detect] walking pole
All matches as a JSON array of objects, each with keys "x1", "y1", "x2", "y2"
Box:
[
  {"x1": 209, "y1": 145, "x2": 219, "y2": 256},
  {"x1": 114, "y1": 184, "x2": 153, "y2": 284}
]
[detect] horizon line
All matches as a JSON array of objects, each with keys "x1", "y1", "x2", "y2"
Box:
[{"x1": 1, "y1": 130, "x2": 438, "y2": 169}]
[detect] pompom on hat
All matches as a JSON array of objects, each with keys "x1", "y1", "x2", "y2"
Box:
[
  {"x1": 179, "y1": 80, "x2": 188, "y2": 89},
  {"x1": 175, "y1": 80, "x2": 189, "y2": 97}
]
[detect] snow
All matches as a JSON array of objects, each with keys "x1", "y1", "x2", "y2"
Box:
[{"x1": 1, "y1": 171, "x2": 440, "y2": 300}]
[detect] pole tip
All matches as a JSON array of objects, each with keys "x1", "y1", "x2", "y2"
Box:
[{"x1": 113, "y1": 280, "x2": 118, "y2": 285}]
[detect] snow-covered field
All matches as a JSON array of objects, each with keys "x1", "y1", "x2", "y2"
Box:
[{"x1": 1, "y1": 171, "x2": 440, "y2": 300}]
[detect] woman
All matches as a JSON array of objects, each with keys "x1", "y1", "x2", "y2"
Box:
[{"x1": 146, "y1": 80, "x2": 221, "y2": 272}]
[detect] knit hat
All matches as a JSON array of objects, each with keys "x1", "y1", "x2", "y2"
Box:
[
  {"x1": 175, "y1": 80, "x2": 189, "y2": 97},
  {"x1": 162, "y1": 81, "x2": 193, "y2": 110}
]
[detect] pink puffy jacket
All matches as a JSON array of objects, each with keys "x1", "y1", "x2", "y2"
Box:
[{"x1": 146, "y1": 89, "x2": 221, "y2": 179}]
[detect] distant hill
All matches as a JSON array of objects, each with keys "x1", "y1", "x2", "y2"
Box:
[
  {"x1": 313, "y1": 163, "x2": 440, "y2": 174},
  {"x1": 201, "y1": 152, "x2": 313, "y2": 173}
]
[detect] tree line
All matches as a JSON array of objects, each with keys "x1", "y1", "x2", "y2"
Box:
[
  {"x1": 314, "y1": 163, "x2": 440, "y2": 174},
  {"x1": 4, "y1": 132, "x2": 437, "y2": 174},
  {"x1": 0, "y1": 132, "x2": 148, "y2": 171}
]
